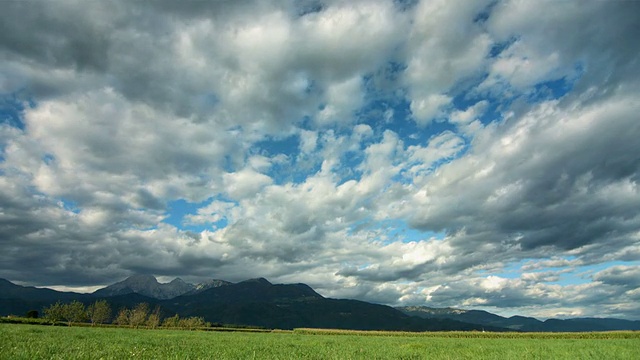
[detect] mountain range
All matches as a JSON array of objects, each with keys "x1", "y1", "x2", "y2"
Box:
[
  {"x1": 91, "y1": 274, "x2": 230, "y2": 299},
  {"x1": 2, "y1": 276, "x2": 639, "y2": 332},
  {"x1": 396, "y1": 306, "x2": 640, "y2": 332}
]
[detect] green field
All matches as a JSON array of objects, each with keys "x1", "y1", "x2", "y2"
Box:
[{"x1": 1, "y1": 324, "x2": 639, "y2": 359}]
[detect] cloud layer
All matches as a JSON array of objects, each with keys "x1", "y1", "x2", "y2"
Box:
[{"x1": 1, "y1": 0, "x2": 639, "y2": 319}]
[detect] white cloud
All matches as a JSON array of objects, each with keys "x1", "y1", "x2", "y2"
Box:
[
  {"x1": 223, "y1": 168, "x2": 273, "y2": 200},
  {"x1": 409, "y1": 94, "x2": 451, "y2": 124},
  {"x1": 316, "y1": 76, "x2": 364, "y2": 125},
  {"x1": 1, "y1": 0, "x2": 639, "y2": 320},
  {"x1": 299, "y1": 129, "x2": 318, "y2": 154},
  {"x1": 184, "y1": 200, "x2": 237, "y2": 226},
  {"x1": 15, "y1": 88, "x2": 234, "y2": 205},
  {"x1": 406, "y1": 131, "x2": 466, "y2": 176},
  {"x1": 248, "y1": 155, "x2": 273, "y2": 172},
  {"x1": 404, "y1": 0, "x2": 493, "y2": 125},
  {"x1": 297, "y1": 0, "x2": 407, "y2": 80}
]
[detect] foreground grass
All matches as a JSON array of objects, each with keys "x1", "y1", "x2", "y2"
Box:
[{"x1": 1, "y1": 324, "x2": 639, "y2": 359}]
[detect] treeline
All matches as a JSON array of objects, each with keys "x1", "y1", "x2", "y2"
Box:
[
  {"x1": 40, "y1": 300, "x2": 209, "y2": 329},
  {"x1": 43, "y1": 300, "x2": 110, "y2": 326}
]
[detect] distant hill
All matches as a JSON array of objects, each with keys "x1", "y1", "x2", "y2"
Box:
[
  {"x1": 2, "y1": 277, "x2": 639, "y2": 332},
  {"x1": 396, "y1": 306, "x2": 640, "y2": 332},
  {"x1": 0, "y1": 278, "x2": 85, "y2": 302},
  {"x1": 0, "y1": 278, "x2": 92, "y2": 316}
]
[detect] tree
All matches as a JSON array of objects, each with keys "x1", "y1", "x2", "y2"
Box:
[
  {"x1": 162, "y1": 314, "x2": 180, "y2": 328},
  {"x1": 43, "y1": 301, "x2": 64, "y2": 324},
  {"x1": 87, "y1": 300, "x2": 111, "y2": 326},
  {"x1": 115, "y1": 308, "x2": 131, "y2": 326},
  {"x1": 129, "y1": 303, "x2": 149, "y2": 328},
  {"x1": 179, "y1": 316, "x2": 206, "y2": 330},
  {"x1": 146, "y1": 306, "x2": 161, "y2": 329},
  {"x1": 61, "y1": 301, "x2": 87, "y2": 326},
  {"x1": 26, "y1": 310, "x2": 39, "y2": 319}
]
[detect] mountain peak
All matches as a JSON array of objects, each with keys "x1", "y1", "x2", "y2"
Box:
[
  {"x1": 190, "y1": 279, "x2": 232, "y2": 294},
  {"x1": 93, "y1": 274, "x2": 194, "y2": 299},
  {"x1": 241, "y1": 277, "x2": 272, "y2": 286}
]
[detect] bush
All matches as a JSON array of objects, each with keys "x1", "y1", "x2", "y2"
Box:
[{"x1": 26, "y1": 310, "x2": 39, "y2": 319}]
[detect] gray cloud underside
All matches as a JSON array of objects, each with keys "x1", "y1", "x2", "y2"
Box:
[{"x1": 1, "y1": 0, "x2": 639, "y2": 319}]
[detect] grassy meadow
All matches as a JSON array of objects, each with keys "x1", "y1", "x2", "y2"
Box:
[{"x1": 1, "y1": 323, "x2": 639, "y2": 359}]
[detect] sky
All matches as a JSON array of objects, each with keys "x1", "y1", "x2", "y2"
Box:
[{"x1": 0, "y1": 0, "x2": 639, "y2": 320}]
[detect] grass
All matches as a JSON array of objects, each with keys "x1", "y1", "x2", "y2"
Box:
[
  {"x1": 1, "y1": 323, "x2": 639, "y2": 359},
  {"x1": 293, "y1": 328, "x2": 640, "y2": 339}
]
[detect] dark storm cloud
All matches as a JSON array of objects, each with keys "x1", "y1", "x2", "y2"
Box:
[
  {"x1": 0, "y1": 1, "x2": 110, "y2": 72},
  {"x1": 593, "y1": 266, "x2": 640, "y2": 289}
]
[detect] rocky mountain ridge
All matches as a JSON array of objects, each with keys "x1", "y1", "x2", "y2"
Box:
[{"x1": 92, "y1": 274, "x2": 230, "y2": 299}]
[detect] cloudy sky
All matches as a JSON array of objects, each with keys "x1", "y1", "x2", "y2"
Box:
[{"x1": 1, "y1": 0, "x2": 639, "y2": 320}]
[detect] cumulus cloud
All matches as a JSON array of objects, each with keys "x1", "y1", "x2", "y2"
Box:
[
  {"x1": 1, "y1": 0, "x2": 639, "y2": 319},
  {"x1": 593, "y1": 266, "x2": 640, "y2": 289},
  {"x1": 404, "y1": 0, "x2": 493, "y2": 124},
  {"x1": 223, "y1": 168, "x2": 273, "y2": 200}
]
